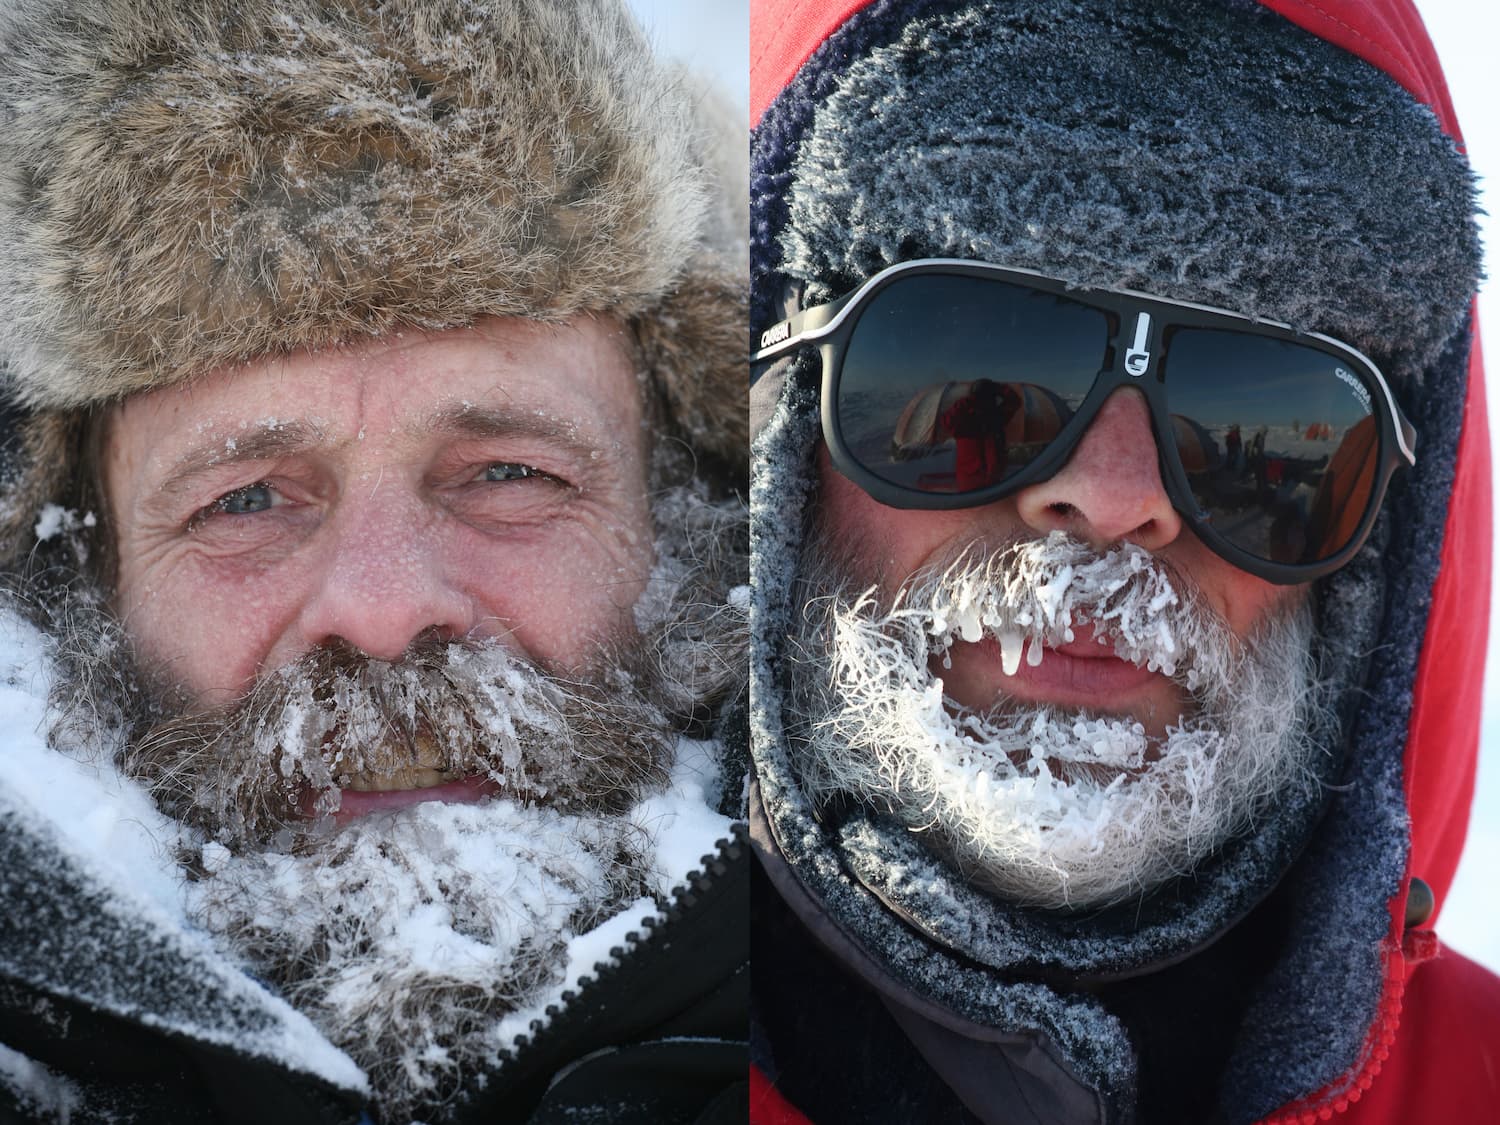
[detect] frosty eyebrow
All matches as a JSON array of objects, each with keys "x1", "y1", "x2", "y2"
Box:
[
  {"x1": 158, "y1": 421, "x2": 328, "y2": 495},
  {"x1": 414, "y1": 405, "x2": 602, "y2": 463},
  {"x1": 155, "y1": 407, "x2": 604, "y2": 499}
]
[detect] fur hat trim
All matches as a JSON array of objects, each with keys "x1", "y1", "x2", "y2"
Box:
[{"x1": 0, "y1": 0, "x2": 743, "y2": 434}]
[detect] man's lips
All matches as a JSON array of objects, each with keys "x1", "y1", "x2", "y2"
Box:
[
  {"x1": 944, "y1": 624, "x2": 1165, "y2": 711},
  {"x1": 298, "y1": 774, "x2": 501, "y2": 819},
  {"x1": 290, "y1": 724, "x2": 509, "y2": 820}
]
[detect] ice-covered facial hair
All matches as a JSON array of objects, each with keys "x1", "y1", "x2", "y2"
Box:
[
  {"x1": 38, "y1": 480, "x2": 746, "y2": 1121},
  {"x1": 112, "y1": 633, "x2": 672, "y2": 1121},
  {"x1": 123, "y1": 635, "x2": 670, "y2": 851},
  {"x1": 190, "y1": 787, "x2": 655, "y2": 1122},
  {"x1": 787, "y1": 531, "x2": 1326, "y2": 909}
]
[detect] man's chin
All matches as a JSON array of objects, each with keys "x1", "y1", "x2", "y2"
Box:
[{"x1": 190, "y1": 795, "x2": 656, "y2": 1120}]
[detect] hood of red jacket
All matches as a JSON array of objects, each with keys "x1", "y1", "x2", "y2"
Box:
[
  {"x1": 748, "y1": 2, "x2": 1488, "y2": 1120},
  {"x1": 750, "y1": 0, "x2": 1488, "y2": 935},
  {"x1": 1260, "y1": 0, "x2": 1489, "y2": 934}
]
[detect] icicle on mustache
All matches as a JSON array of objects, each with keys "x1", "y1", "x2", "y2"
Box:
[{"x1": 789, "y1": 531, "x2": 1323, "y2": 909}]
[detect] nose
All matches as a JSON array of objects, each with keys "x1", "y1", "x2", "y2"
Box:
[
  {"x1": 1013, "y1": 388, "x2": 1183, "y2": 552},
  {"x1": 296, "y1": 493, "x2": 478, "y2": 660}
]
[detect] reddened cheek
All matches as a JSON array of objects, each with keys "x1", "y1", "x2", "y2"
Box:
[{"x1": 123, "y1": 569, "x2": 306, "y2": 705}]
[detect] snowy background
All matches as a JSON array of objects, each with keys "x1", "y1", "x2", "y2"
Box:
[
  {"x1": 1412, "y1": 0, "x2": 1499, "y2": 974},
  {"x1": 627, "y1": 0, "x2": 1498, "y2": 971}
]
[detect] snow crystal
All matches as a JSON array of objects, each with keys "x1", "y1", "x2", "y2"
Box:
[
  {"x1": 0, "y1": 1043, "x2": 81, "y2": 1122},
  {"x1": 32, "y1": 504, "x2": 81, "y2": 541}
]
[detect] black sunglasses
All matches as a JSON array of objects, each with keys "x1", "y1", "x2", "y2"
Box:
[{"x1": 752, "y1": 259, "x2": 1415, "y2": 584}]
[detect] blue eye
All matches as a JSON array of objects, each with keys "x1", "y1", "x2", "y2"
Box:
[
  {"x1": 213, "y1": 483, "x2": 276, "y2": 515},
  {"x1": 483, "y1": 463, "x2": 542, "y2": 482}
]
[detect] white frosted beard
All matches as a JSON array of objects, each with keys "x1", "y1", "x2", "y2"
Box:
[
  {"x1": 33, "y1": 480, "x2": 748, "y2": 1122},
  {"x1": 787, "y1": 531, "x2": 1327, "y2": 909},
  {"x1": 42, "y1": 624, "x2": 672, "y2": 1121},
  {"x1": 51, "y1": 627, "x2": 672, "y2": 1121},
  {"x1": 123, "y1": 636, "x2": 671, "y2": 851},
  {"x1": 190, "y1": 798, "x2": 655, "y2": 1124}
]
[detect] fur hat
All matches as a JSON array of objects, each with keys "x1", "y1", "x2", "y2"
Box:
[{"x1": 0, "y1": 0, "x2": 747, "y2": 558}]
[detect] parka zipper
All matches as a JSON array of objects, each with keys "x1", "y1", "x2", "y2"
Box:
[
  {"x1": 1257, "y1": 940, "x2": 1408, "y2": 1124},
  {"x1": 494, "y1": 823, "x2": 748, "y2": 1076}
]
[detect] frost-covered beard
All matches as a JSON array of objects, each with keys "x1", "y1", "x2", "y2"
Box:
[
  {"x1": 191, "y1": 794, "x2": 655, "y2": 1123},
  {"x1": 787, "y1": 531, "x2": 1326, "y2": 910},
  {"x1": 123, "y1": 635, "x2": 671, "y2": 851},
  {"x1": 37, "y1": 481, "x2": 747, "y2": 1122},
  {"x1": 114, "y1": 637, "x2": 673, "y2": 1121}
]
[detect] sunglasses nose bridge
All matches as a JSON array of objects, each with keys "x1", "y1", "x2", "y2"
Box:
[{"x1": 1014, "y1": 385, "x2": 1185, "y2": 553}]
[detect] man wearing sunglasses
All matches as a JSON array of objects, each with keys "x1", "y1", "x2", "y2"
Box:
[{"x1": 748, "y1": 1, "x2": 1498, "y2": 1123}]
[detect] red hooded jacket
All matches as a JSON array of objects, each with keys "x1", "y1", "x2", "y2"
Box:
[{"x1": 749, "y1": 1, "x2": 1497, "y2": 1122}]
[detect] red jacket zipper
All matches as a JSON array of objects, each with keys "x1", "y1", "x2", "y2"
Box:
[{"x1": 1257, "y1": 924, "x2": 1437, "y2": 1124}]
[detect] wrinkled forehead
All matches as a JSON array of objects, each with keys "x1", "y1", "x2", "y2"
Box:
[
  {"x1": 94, "y1": 315, "x2": 654, "y2": 534},
  {"x1": 107, "y1": 315, "x2": 643, "y2": 455},
  {"x1": 776, "y1": 0, "x2": 1478, "y2": 382}
]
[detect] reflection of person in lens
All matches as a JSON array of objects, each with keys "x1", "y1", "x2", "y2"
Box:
[
  {"x1": 939, "y1": 378, "x2": 1020, "y2": 489},
  {"x1": 1250, "y1": 424, "x2": 1268, "y2": 476},
  {"x1": 0, "y1": 4, "x2": 749, "y2": 1122},
  {"x1": 749, "y1": 1, "x2": 1495, "y2": 1123}
]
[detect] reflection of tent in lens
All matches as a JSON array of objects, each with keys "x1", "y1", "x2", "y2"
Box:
[
  {"x1": 890, "y1": 380, "x2": 1070, "y2": 459},
  {"x1": 1171, "y1": 414, "x2": 1224, "y2": 473}
]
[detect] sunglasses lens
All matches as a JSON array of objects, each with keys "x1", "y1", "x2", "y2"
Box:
[
  {"x1": 1164, "y1": 329, "x2": 1384, "y2": 565},
  {"x1": 836, "y1": 274, "x2": 1110, "y2": 495}
]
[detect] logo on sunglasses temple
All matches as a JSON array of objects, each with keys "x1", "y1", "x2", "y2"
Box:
[
  {"x1": 760, "y1": 321, "x2": 792, "y2": 350},
  {"x1": 1125, "y1": 312, "x2": 1153, "y2": 377}
]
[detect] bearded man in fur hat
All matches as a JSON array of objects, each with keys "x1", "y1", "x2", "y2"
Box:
[
  {"x1": 748, "y1": 0, "x2": 1500, "y2": 1122},
  {"x1": 0, "y1": 2, "x2": 748, "y2": 1123}
]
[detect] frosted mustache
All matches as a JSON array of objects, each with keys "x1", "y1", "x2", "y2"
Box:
[
  {"x1": 900, "y1": 531, "x2": 1231, "y2": 692},
  {"x1": 124, "y1": 638, "x2": 669, "y2": 848}
]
